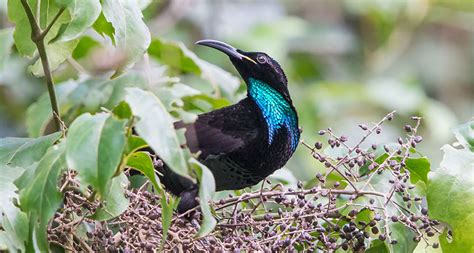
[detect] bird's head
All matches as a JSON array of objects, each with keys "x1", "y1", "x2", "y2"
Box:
[{"x1": 196, "y1": 39, "x2": 290, "y2": 101}]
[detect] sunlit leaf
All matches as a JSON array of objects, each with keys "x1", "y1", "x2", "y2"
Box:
[
  {"x1": 8, "y1": 0, "x2": 79, "y2": 76},
  {"x1": 427, "y1": 143, "x2": 474, "y2": 252},
  {"x1": 102, "y1": 0, "x2": 151, "y2": 77},
  {"x1": 7, "y1": 0, "x2": 36, "y2": 57},
  {"x1": 66, "y1": 112, "x2": 127, "y2": 198},
  {"x1": 19, "y1": 141, "x2": 66, "y2": 251},
  {"x1": 190, "y1": 158, "x2": 216, "y2": 237},
  {"x1": 125, "y1": 88, "x2": 189, "y2": 177},
  {"x1": 26, "y1": 75, "x2": 145, "y2": 137},
  {"x1": 50, "y1": 0, "x2": 101, "y2": 43},
  {"x1": 0, "y1": 132, "x2": 61, "y2": 167}
]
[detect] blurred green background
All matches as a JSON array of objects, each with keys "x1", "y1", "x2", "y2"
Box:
[{"x1": 0, "y1": 0, "x2": 472, "y2": 181}]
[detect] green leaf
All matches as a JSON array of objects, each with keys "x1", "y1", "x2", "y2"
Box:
[
  {"x1": 90, "y1": 173, "x2": 129, "y2": 220},
  {"x1": 148, "y1": 39, "x2": 240, "y2": 96},
  {"x1": 0, "y1": 132, "x2": 61, "y2": 167},
  {"x1": 26, "y1": 75, "x2": 145, "y2": 137},
  {"x1": 112, "y1": 101, "x2": 132, "y2": 119},
  {"x1": 366, "y1": 239, "x2": 389, "y2": 253},
  {"x1": 66, "y1": 112, "x2": 127, "y2": 198},
  {"x1": 126, "y1": 151, "x2": 162, "y2": 193},
  {"x1": 49, "y1": 0, "x2": 101, "y2": 43},
  {"x1": 8, "y1": 0, "x2": 79, "y2": 75},
  {"x1": 453, "y1": 120, "x2": 474, "y2": 151},
  {"x1": 0, "y1": 27, "x2": 14, "y2": 71},
  {"x1": 7, "y1": 0, "x2": 36, "y2": 57},
  {"x1": 102, "y1": 0, "x2": 151, "y2": 76},
  {"x1": 389, "y1": 222, "x2": 418, "y2": 253},
  {"x1": 427, "y1": 144, "x2": 474, "y2": 252},
  {"x1": 125, "y1": 135, "x2": 148, "y2": 155},
  {"x1": 125, "y1": 88, "x2": 189, "y2": 177},
  {"x1": 19, "y1": 141, "x2": 66, "y2": 251},
  {"x1": 160, "y1": 192, "x2": 175, "y2": 248},
  {"x1": 190, "y1": 158, "x2": 216, "y2": 237},
  {"x1": 404, "y1": 157, "x2": 430, "y2": 184},
  {"x1": 92, "y1": 12, "x2": 115, "y2": 43},
  {"x1": 0, "y1": 165, "x2": 28, "y2": 253}
]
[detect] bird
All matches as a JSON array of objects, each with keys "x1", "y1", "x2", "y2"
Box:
[{"x1": 155, "y1": 40, "x2": 300, "y2": 213}]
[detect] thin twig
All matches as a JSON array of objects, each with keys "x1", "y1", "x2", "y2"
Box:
[{"x1": 20, "y1": 0, "x2": 65, "y2": 132}]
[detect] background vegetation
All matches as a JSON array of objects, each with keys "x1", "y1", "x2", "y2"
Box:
[{"x1": 0, "y1": 0, "x2": 472, "y2": 252}]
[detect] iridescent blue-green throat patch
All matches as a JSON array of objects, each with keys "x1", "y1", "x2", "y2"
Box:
[{"x1": 248, "y1": 78, "x2": 299, "y2": 151}]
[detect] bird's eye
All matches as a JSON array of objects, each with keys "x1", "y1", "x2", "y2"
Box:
[{"x1": 257, "y1": 55, "x2": 267, "y2": 64}]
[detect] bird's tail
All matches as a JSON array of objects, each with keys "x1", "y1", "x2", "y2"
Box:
[
  {"x1": 130, "y1": 128, "x2": 200, "y2": 213},
  {"x1": 154, "y1": 162, "x2": 199, "y2": 213}
]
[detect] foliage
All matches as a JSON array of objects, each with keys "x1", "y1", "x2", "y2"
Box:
[
  {"x1": 427, "y1": 121, "x2": 474, "y2": 252},
  {"x1": 0, "y1": 1, "x2": 472, "y2": 252}
]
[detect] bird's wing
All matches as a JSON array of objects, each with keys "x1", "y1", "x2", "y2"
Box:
[{"x1": 174, "y1": 98, "x2": 261, "y2": 158}]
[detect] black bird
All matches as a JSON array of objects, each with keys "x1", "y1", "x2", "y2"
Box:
[{"x1": 156, "y1": 40, "x2": 300, "y2": 212}]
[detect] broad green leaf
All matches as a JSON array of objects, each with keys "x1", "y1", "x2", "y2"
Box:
[
  {"x1": 26, "y1": 75, "x2": 145, "y2": 137},
  {"x1": 454, "y1": 120, "x2": 474, "y2": 151},
  {"x1": 50, "y1": 0, "x2": 101, "y2": 43},
  {"x1": 102, "y1": 0, "x2": 151, "y2": 77},
  {"x1": 66, "y1": 112, "x2": 127, "y2": 198},
  {"x1": 0, "y1": 132, "x2": 61, "y2": 167},
  {"x1": 7, "y1": 0, "x2": 36, "y2": 56},
  {"x1": 427, "y1": 144, "x2": 474, "y2": 252},
  {"x1": 190, "y1": 158, "x2": 216, "y2": 237},
  {"x1": 126, "y1": 151, "x2": 162, "y2": 192},
  {"x1": 125, "y1": 88, "x2": 189, "y2": 177},
  {"x1": 20, "y1": 141, "x2": 66, "y2": 251},
  {"x1": 90, "y1": 173, "x2": 129, "y2": 220},
  {"x1": 0, "y1": 27, "x2": 14, "y2": 71},
  {"x1": 8, "y1": 0, "x2": 79, "y2": 75},
  {"x1": 148, "y1": 39, "x2": 240, "y2": 96},
  {"x1": 0, "y1": 165, "x2": 28, "y2": 253}
]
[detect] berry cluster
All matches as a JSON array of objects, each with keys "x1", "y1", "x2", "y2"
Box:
[{"x1": 49, "y1": 112, "x2": 442, "y2": 251}]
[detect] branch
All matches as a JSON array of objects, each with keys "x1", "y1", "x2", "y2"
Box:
[
  {"x1": 20, "y1": 0, "x2": 65, "y2": 133},
  {"x1": 41, "y1": 7, "x2": 66, "y2": 40}
]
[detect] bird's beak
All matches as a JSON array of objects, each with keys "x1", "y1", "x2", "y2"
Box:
[{"x1": 195, "y1": 39, "x2": 257, "y2": 64}]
